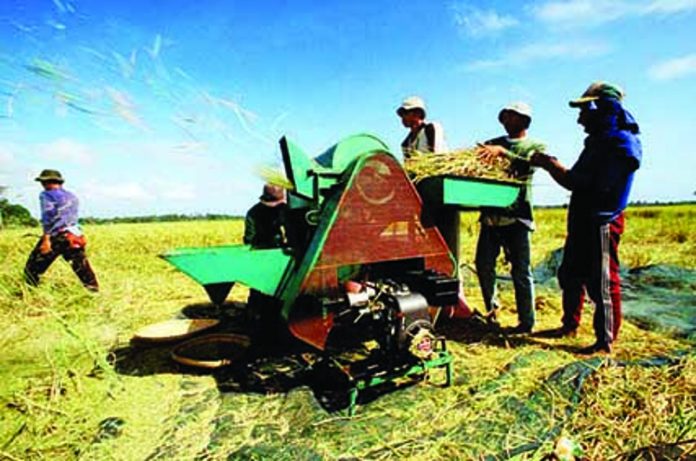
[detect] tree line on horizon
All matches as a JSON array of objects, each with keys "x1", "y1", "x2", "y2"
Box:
[
  {"x1": 0, "y1": 197, "x2": 693, "y2": 229},
  {"x1": 79, "y1": 213, "x2": 244, "y2": 224}
]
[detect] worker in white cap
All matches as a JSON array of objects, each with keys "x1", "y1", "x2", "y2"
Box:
[
  {"x1": 396, "y1": 96, "x2": 448, "y2": 159},
  {"x1": 397, "y1": 96, "x2": 469, "y2": 319},
  {"x1": 475, "y1": 102, "x2": 547, "y2": 334}
]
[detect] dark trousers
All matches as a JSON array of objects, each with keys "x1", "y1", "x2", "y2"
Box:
[
  {"x1": 558, "y1": 213, "x2": 624, "y2": 345},
  {"x1": 475, "y1": 221, "x2": 535, "y2": 329},
  {"x1": 247, "y1": 289, "x2": 284, "y2": 343},
  {"x1": 24, "y1": 233, "x2": 99, "y2": 291}
]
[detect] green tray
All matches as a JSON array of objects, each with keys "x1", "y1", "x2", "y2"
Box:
[
  {"x1": 161, "y1": 245, "x2": 292, "y2": 296},
  {"x1": 417, "y1": 175, "x2": 521, "y2": 209}
]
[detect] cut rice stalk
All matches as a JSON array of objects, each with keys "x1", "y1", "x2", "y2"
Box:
[{"x1": 404, "y1": 146, "x2": 522, "y2": 184}]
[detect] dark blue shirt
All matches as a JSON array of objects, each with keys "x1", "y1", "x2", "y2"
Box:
[
  {"x1": 243, "y1": 202, "x2": 287, "y2": 248},
  {"x1": 40, "y1": 188, "x2": 80, "y2": 235},
  {"x1": 566, "y1": 100, "x2": 641, "y2": 226}
]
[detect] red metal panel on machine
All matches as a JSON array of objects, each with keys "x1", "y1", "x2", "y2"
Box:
[
  {"x1": 288, "y1": 313, "x2": 335, "y2": 350},
  {"x1": 302, "y1": 153, "x2": 454, "y2": 294}
]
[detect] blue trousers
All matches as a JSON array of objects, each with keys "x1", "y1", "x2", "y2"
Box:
[{"x1": 475, "y1": 222, "x2": 535, "y2": 329}]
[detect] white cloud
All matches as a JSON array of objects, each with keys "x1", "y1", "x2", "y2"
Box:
[
  {"x1": 105, "y1": 140, "x2": 218, "y2": 170},
  {"x1": 532, "y1": 0, "x2": 696, "y2": 27},
  {"x1": 0, "y1": 145, "x2": 34, "y2": 194},
  {"x1": 81, "y1": 178, "x2": 197, "y2": 203},
  {"x1": 83, "y1": 181, "x2": 153, "y2": 201},
  {"x1": 451, "y1": 3, "x2": 518, "y2": 37},
  {"x1": 465, "y1": 40, "x2": 610, "y2": 70},
  {"x1": 159, "y1": 184, "x2": 197, "y2": 200},
  {"x1": 0, "y1": 146, "x2": 15, "y2": 169},
  {"x1": 533, "y1": 0, "x2": 631, "y2": 25},
  {"x1": 649, "y1": 53, "x2": 696, "y2": 80},
  {"x1": 645, "y1": 0, "x2": 696, "y2": 14},
  {"x1": 37, "y1": 138, "x2": 96, "y2": 165}
]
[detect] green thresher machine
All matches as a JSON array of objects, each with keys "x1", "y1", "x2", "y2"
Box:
[{"x1": 162, "y1": 134, "x2": 520, "y2": 414}]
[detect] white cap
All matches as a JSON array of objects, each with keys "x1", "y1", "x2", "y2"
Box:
[
  {"x1": 397, "y1": 96, "x2": 427, "y2": 117},
  {"x1": 499, "y1": 101, "x2": 532, "y2": 121}
]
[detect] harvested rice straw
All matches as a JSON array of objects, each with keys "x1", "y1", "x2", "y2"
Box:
[
  {"x1": 404, "y1": 145, "x2": 524, "y2": 184},
  {"x1": 257, "y1": 165, "x2": 294, "y2": 190}
]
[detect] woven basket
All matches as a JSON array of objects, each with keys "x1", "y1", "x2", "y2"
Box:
[
  {"x1": 132, "y1": 319, "x2": 220, "y2": 343},
  {"x1": 171, "y1": 333, "x2": 251, "y2": 369}
]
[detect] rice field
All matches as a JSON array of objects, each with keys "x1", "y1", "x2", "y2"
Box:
[{"x1": 0, "y1": 204, "x2": 694, "y2": 460}]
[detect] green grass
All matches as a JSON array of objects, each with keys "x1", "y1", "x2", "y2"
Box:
[{"x1": 0, "y1": 205, "x2": 694, "y2": 460}]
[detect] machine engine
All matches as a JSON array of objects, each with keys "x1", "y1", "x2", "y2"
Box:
[{"x1": 312, "y1": 269, "x2": 458, "y2": 361}]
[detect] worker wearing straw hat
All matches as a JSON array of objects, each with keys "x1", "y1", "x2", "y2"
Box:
[
  {"x1": 531, "y1": 81, "x2": 642, "y2": 354},
  {"x1": 476, "y1": 102, "x2": 546, "y2": 334},
  {"x1": 24, "y1": 169, "x2": 99, "y2": 291}
]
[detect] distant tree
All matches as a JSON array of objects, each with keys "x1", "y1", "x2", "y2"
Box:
[
  {"x1": 0, "y1": 197, "x2": 39, "y2": 227},
  {"x1": 0, "y1": 186, "x2": 5, "y2": 228},
  {"x1": 80, "y1": 213, "x2": 242, "y2": 224}
]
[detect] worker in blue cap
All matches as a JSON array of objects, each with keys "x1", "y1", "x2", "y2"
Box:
[{"x1": 531, "y1": 81, "x2": 642, "y2": 354}]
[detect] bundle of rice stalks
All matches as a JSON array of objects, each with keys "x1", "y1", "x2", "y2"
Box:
[
  {"x1": 404, "y1": 145, "x2": 524, "y2": 184},
  {"x1": 256, "y1": 165, "x2": 294, "y2": 190}
]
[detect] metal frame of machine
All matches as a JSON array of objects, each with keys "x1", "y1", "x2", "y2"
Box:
[{"x1": 162, "y1": 133, "x2": 522, "y2": 413}]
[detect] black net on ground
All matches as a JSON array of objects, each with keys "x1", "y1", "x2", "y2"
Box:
[
  {"x1": 533, "y1": 249, "x2": 695, "y2": 340},
  {"x1": 622, "y1": 265, "x2": 696, "y2": 340}
]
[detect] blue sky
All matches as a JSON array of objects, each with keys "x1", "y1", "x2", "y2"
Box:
[{"x1": 0, "y1": 0, "x2": 695, "y2": 218}]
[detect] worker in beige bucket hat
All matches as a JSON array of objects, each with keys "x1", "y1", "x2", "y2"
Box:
[{"x1": 476, "y1": 101, "x2": 548, "y2": 335}]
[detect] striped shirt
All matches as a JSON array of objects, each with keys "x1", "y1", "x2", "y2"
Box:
[{"x1": 401, "y1": 122, "x2": 448, "y2": 159}]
